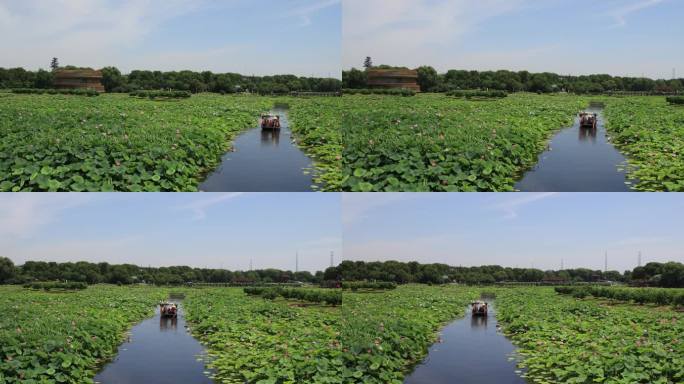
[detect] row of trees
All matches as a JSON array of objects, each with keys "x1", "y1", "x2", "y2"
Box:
[
  {"x1": 343, "y1": 63, "x2": 684, "y2": 94},
  {"x1": 328, "y1": 260, "x2": 684, "y2": 287},
  {"x1": 0, "y1": 66, "x2": 341, "y2": 94},
  {"x1": 0, "y1": 257, "x2": 337, "y2": 286}
]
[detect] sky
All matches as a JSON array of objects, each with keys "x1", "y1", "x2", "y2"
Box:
[
  {"x1": 343, "y1": 193, "x2": 684, "y2": 272},
  {"x1": 0, "y1": 193, "x2": 342, "y2": 272},
  {"x1": 343, "y1": 0, "x2": 683, "y2": 79},
  {"x1": 0, "y1": 0, "x2": 341, "y2": 78}
]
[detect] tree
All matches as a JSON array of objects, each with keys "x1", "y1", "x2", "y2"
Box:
[
  {"x1": 50, "y1": 58, "x2": 59, "y2": 71},
  {"x1": 342, "y1": 68, "x2": 367, "y2": 89},
  {"x1": 101, "y1": 67, "x2": 123, "y2": 92},
  {"x1": 33, "y1": 69, "x2": 53, "y2": 89},
  {"x1": 363, "y1": 56, "x2": 373, "y2": 70},
  {"x1": 416, "y1": 66, "x2": 439, "y2": 92},
  {"x1": 0, "y1": 257, "x2": 16, "y2": 283}
]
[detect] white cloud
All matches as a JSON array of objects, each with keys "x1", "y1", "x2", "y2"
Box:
[
  {"x1": 342, "y1": 192, "x2": 421, "y2": 225},
  {"x1": 0, "y1": 194, "x2": 94, "y2": 239},
  {"x1": 288, "y1": 0, "x2": 340, "y2": 27},
  {"x1": 489, "y1": 192, "x2": 558, "y2": 219},
  {"x1": 343, "y1": 0, "x2": 527, "y2": 69},
  {"x1": 177, "y1": 193, "x2": 244, "y2": 220},
  {"x1": 609, "y1": 0, "x2": 664, "y2": 27},
  {"x1": 0, "y1": 0, "x2": 206, "y2": 70}
]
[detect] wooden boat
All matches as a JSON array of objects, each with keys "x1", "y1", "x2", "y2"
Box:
[
  {"x1": 160, "y1": 302, "x2": 178, "y2": 318},
  {"x1": 260, "y1": 114, "x2": 281, "y2": 129},
  {"x1": 471, "y1": 301, "x2": 488, "y2": 317},
  {"x1": 579, "y1": 112, "x2": 597, "y2": 129}
]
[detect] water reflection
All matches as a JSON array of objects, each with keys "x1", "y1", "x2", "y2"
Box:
[
  {"x1": 578, "y1": 126, "x2": 597, "y2": 142},
  {"x1": 261, "y1": 129, "x2": 281, "y2": 146},
  {"x1": 160, "y1": 316, "x2": 178, "y2": 331},
  {"x1": 470, "y1": 314, "x2": 488, "y2": 328}
]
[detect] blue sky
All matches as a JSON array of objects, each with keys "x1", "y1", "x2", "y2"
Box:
[
  {"x1": 343, "y1": 0, "x2": 683, "y2": 79},
  {"x1": 0, "y1": 0, "x2": 341, "y2": 77},
  {"x1": 343, "y1": 193, "x2": 684, "y2": 272},
  {"x1": 0, "y1": 193, "x2": 342, "y2": 272}
]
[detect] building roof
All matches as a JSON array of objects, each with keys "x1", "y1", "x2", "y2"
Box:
[{"x1": 54, "y1": 69, "x2": 103, "y2": 79}]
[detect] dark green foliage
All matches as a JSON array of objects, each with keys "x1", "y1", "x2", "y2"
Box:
[
  {"x1": 666, "y1": 96, "x2": 684, "y2": 105},
  {"x1": 11, "y1": 88, "x2": 99, "y2": 96},
  {"x1": 0, "y1": 257, "x2": 15, "y2": 283},
  {"x1": 22, "y1": 281, "x2": 88, "y2": 291},
  {"x1": 9, "y1": 260, "x2": 325, "y2": 286},
  {"x1": 446, "y1": 89, "x2": 508, "y2": 99},
  {"x1": 342, "y1": 88, "x2": 415, "y2": 96},
  {"x1": 555, "y1": 286, "x2": 684, "y2": 306},
  {"x1": 335, "y1": 260, "x2": 684, "y2": 287},
  {"x1": 129, "y1": 90, "x2": 191, "y2": 99},
  {"x1": 341, "y1": 281, "x2": 397, "y2": 291},
  {"x1": 343, "y1": 66, "x2": 684, "y2": 94},
  {"x1": 244, "y1": 287, "x2": 341, "y2": 306}
]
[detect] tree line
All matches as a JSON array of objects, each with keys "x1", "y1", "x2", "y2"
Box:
[
  {"x1": 0, "y1": 65, "x2": 341, "y2": 94},
  {"x1": 329, "y1": 260, "x2": 684, "y2": 288},
  {"x1": 343, "y1": 63, "x2": 684, "y2": 94},
  {"x1": 0, "y1": 257, "x2": 339, "y2": 286}
]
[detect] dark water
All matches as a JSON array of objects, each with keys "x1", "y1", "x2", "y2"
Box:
[
  {"x1": 199, "y1": 107, "x2": 316, "y2": 191},
  {"x1": 404, "y1": 302, "x2": 525, "y2": 384},
  {"x1": 515, "y1": 106, "x2": 632, "y2": 191},
  {"x1": 94, "y1": 302, "x2": 212, "y2": 384}
]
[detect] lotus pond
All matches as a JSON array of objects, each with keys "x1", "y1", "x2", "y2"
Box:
[
  {"x1": 341, "y1": 285, "x2": 684, "y2": 384},
  {"x1": 341, "y1": 94, "x2": 684, "y2": 191},
  {"x1": 0, "y1": 285, "x2": 166, "y2": 384},
  {"x1": 0, "y1": 286, "x2": 343, "y2": 384},
  {"x1": 0, "y1": 93, "x2": 341, "y2": 192},
  {"x1": 183, "y1": 287, "x2": 343, "y2": 384}
]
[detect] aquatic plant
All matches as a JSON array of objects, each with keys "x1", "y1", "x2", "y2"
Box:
[
  {"x1": 184, "y1": 288, "x2": 342, "y2": 383},
  {"x1": 496, "y1": 287, "x2": 684, "y2": 383},
  {"x1": 341, "y1": 285, "x2": 479, "y2": 383},
  {"x1": 341, "y1": 281, "x2": 397, "y2": 291},
  {"x1": 342, "y1": 93, "x2": 587, "y2": 191},
  {"x1": 0, "y1": 285, "x2": 165, "y2": 383},
  {"x1": 603, "y1": 96, "x2": 684, "y2": 191},
  {"x1": 0, "y1": 93, "x2": 342, "y2": 191}
]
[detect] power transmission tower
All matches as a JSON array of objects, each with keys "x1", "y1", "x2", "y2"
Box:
[
  {"x1": 295, "y1": 251, "x2": 299, "y2": 273},
  {"x1": 330, "y1": 251, "x2": 334, "y2": 268},
  {"x1": 638, "y1": 251, "x2": 642, "y2": 267},
  {"x1": 604, "y1": 251, "x2": 608, "y2": 273},
  {"x1": 249, "y1": 259, "x2": 253, "y2": 271},
  {"x1": 561, "y1": 258, "x2": 564, "y2": 270}
]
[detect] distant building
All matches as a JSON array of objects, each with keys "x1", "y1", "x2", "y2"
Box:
[
  {"x1": 53, "y1": 69, "x2": 105, "y2": 92},
  {"x1": 366, "y1": 68, "x2": 420, "y2": 91}
]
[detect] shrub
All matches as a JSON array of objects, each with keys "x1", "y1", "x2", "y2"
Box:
[
  {"x1": 341, "y1": 281, "x2": 397, "y2": 290},
  {"x1": 343, "y1": 88, "x2": 415, "y2": 97},
  {"x1": 23, "y1": 281, "x2": 87, "y2": 291},
  {"x1": 666, "y1": 96, "x2": 684, "y2": 105},
  {"x1": 11, "y1": 88, "x2": 99, "y2": 97},
  {"x1": 446, "y1": 90, "x2": 508, "y2": 99},
  {"x1": 129, "y1": 90, "x2": 191, "y2": 100}
]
